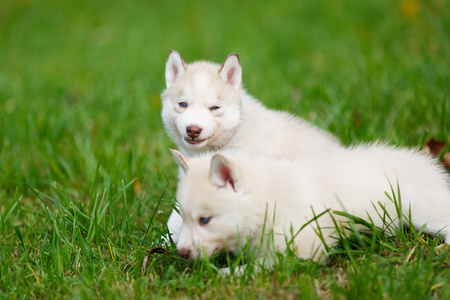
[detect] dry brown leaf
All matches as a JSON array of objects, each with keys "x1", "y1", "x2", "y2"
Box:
[
  {"x1": 142, "y1": 247, "x2": 169, "y2": 274},
  {"x1": 142, "y1": 254, "x2": 149, "y2": 274},
  {"x1": 399, "y1": 0, "x2": 420, "y2": 18},
  {"x1": 442, "y1": 152, "x2": 450, "y2": 169},
  {"x1": 134, "y1": 178, "x2": 142, "y2": 197},
  {"x1": 423, "y1": 137, "x2": 450, "y2": 169},
  {"x1": 423, "y1": 137, "x2": 445, "y2": 157}
]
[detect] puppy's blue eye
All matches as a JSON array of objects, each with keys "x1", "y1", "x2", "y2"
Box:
[
  {"x1": 199, "y1": 217, "x2": 211, "y2": 225},
  {"x1": 179, "y1": 102, "x2": 187, "y2": 108},
  {"x1": 210, "y1": 106, "x2": 220, "y2": 111}
]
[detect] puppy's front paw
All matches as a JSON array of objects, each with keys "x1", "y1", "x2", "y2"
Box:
[{"x1": 218, "y1": 267, "x2": 231, "y2": 276}]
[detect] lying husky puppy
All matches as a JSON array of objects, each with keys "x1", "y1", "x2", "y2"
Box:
[
  {"x1": 161, "y1": 51, "x2": 341, "y2": 241},
  {"x1": 171, "y1": 145, "x2": 450, "y2": 274}
]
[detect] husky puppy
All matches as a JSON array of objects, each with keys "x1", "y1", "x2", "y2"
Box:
[
  {"x1": 161, "y1": 51, "x2": 341, "y2": 241},
  {"x1": 171, "y1": 145, "x2": 450, "y2": 274}
]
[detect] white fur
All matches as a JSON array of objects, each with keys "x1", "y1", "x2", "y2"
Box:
[
  {"x1": 161, "y1": 51, "x2": 341, "y2": 241},
  {"x1": 171, "y1": 145, "x2": 450, "y2": 273}
]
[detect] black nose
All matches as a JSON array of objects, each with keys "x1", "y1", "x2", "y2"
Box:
[
  {"x1": 186, "y1": 125, "x2": 202, "y2": 139},
  {"x1": 177, "y1": 248, "x2": 191, "y2": 259}
]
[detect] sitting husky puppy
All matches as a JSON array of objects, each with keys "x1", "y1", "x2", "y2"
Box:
[
  {"x1": 170, "y1": 145, "x2": 450, "y2": 274},
  {"x1": 161, "y1": 51, "x2": 341, "y2": 241}
]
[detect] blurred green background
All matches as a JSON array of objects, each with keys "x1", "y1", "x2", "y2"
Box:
[{"x1": 0, "y1": 0, "x2": 449, "y2": 219}]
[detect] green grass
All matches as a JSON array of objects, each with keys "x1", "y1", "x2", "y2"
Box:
[{"x1": 1, "y1": 0, "x2": 449, "y2": 298}]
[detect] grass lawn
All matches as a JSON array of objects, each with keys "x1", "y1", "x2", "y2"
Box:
[{"x1": 1, "y1": 0, "x2": 449, "y2": 298}]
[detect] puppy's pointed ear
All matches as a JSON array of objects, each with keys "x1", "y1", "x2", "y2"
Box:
[
  {"x1": 165, "y1": 50, "x2": 187, "y2": 88},
  {"x1": 170, "y1": 149, "x2": 190, "y2": 175},
  {"x1": 209, "y1": 154, "x2": 238, "y2": 192},
  {"x1": 219, "y1": 53, "x2": 242, "y2": 89}
]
